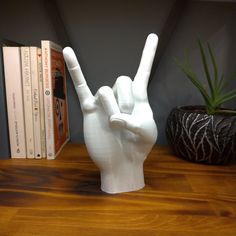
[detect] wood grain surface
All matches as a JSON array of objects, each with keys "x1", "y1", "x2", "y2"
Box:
[{"x1": 0, "y1": 143, "x2": 236, "y2": 236}]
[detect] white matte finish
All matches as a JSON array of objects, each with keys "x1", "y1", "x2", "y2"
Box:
[{"x1": 63, "y1": 33, "x2": 158, "y2": 194}]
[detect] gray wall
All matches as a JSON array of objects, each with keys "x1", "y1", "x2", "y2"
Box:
[
  {"x1": 150, "y1": 1, "x2": 236, "y2": 144},
  {"x1": 1, "y1": 0, "x2": 236, "y2": 145},
  {"x1": 56, "y1": 0, "x2": 174, "y2": 143},
  {"x1": 1, "y1": 0, "x2": 58, "y2": 45}
]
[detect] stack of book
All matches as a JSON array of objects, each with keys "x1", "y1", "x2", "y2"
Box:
[{"x1": 2, "y1": 40, "x2": 70, "y2": 159}]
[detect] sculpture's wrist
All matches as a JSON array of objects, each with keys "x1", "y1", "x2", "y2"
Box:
[{"x1": 100, "y1": 161, "x2": 145, "y2": 194}]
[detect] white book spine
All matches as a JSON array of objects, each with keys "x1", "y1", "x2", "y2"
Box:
[
  {"x1": 30, "y1": 47, "x2": 42, "y2": 159},
  {"x1": 42, "y1": 41, "x2": 55, "y2": 159},
  {"x1": 21, "y1": 47, "x2": 34, "y2": 158},
  {"x1": 37, "y1": 48, "x2": 46, "y2": 158},
  {"x1": 3, "y1": 47, "x2": 26, "y2": 158}
]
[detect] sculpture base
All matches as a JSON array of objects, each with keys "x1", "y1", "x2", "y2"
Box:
[{"x1": 100, "y1": 162, "x2": 145, "y2": 194}]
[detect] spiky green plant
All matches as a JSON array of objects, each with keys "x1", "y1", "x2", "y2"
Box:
[{"x1": 175, "y1": 40, "x2": 236, "y2": 115}]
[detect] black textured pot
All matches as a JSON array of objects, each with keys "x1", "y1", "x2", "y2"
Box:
[{"x1": 166, "y1": 106, "x2": 236, "y2": 164}]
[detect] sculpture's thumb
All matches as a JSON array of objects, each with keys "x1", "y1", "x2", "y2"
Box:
[
  {"x1": 110, "y1": 113, "x2": 157, "y2": 143},
  {"x1": 110, "y1": 113, "x2": 140, "y2": 133}
]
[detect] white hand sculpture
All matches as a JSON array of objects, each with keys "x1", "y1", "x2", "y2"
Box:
[{"x1": 63, "y1": 33, "x2": 158, "y2": 194}]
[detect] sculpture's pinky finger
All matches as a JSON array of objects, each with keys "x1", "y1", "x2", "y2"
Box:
[
  {"x1": 63, "y1": 47, "x2": 95, "y2": 113},
  {"x1": 63, "y1": 47, "x2": 87, "y2": 86}
]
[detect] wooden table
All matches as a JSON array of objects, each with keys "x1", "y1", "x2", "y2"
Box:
[{"x1": 0, "y1": 143, "x2": 236, "y2": 236}]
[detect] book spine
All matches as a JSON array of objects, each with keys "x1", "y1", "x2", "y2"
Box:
[
  {"x1": 30, "y1": 47, "x2": 42, "y2": 159},
  {"x1": 42, "y1": 41, "x2": 55, "y2": 159},
  {"x1": 0, "y1": 44, "x2": 10, "y2": 159},
  {"x1": 3, "y1": 47, "x2": 26, "y2": 158},
  {"x1": 21, "y1": 47, "x2": 34, "y2": 158},
  {"x1": 37, "y1": 48, "x2": 46, "y2": 158}
]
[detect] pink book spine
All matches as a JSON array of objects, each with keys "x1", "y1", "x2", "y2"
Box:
[{"x1": 3, "y1": 47, "x2": 26, "y2": 158}]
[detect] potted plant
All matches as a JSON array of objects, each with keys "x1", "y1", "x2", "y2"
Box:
[{"x1": 166, "y1": 40, "x2": 236, "y2": 164}]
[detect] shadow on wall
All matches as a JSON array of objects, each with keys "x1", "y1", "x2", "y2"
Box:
[
  {"x1": 1, "y1": 0, "x2": 235, "y2": 145},
  {"x1": 57, "y1": 0, "x2": 174, "y2": 143},
  {"x1": 58, "y1": 0, "x2": 236, "y2": 144}
]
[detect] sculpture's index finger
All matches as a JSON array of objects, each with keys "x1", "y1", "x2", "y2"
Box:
[
  {"x1": 134, "y1": 33, "x2": 158, "y2": 87},
  {"x1": 141, "y1": 33, "x2": 158, "y2": 73},
  {"x1": 144, "y1": 33, "x2": 159, "y2": 53},
  {"x1": 63, "y1": 47, "x2": 87, "y2": 86}
]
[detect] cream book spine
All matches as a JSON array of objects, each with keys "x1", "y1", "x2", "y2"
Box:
[
  {"x1": 30, "y1": 47, "x2": 42, "y2": 159},
  {"x1": 37, "y1": 48, "x2": 46, "y2": 158},
  {"x1": 42, "y1": 40, "x2": 55, "y2": 159},
  {"x1": 21, "y1": 47, "x2": 34, "y2": 158},
  {"x1": 2, "y1": 47, "x2": 26, "y2": 158},
  {"x1": 41, "y1": 40, "x2": 70, "y2": 159}
]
